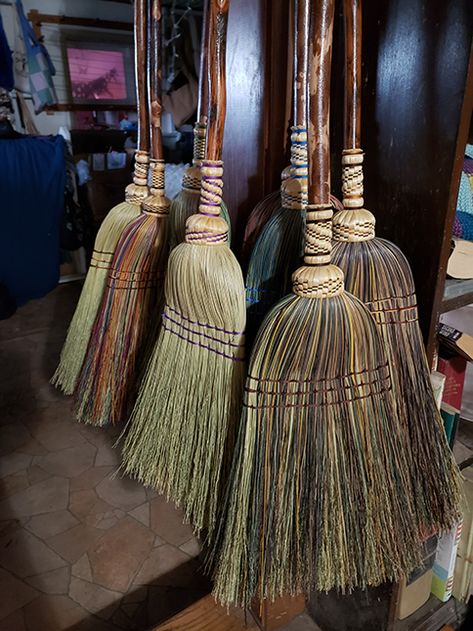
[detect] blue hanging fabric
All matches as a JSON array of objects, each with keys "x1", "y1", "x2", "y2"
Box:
[
  {"x1": 0, "y1": 135, "x2": 65, "y2": 305},
  {"x1": 0, "y1": 14, "x2": 14, "y2": 91},
  {"x1": 15, "y1": 0, "x2": 58, "y2": 113}
]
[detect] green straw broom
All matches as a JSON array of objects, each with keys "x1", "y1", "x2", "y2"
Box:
[
  {"x1": 331, "y1": 0, "x2": 461, "y2": 532},
  {"x1": 51, "y1": 0, "x2": 150, "y2": 394},
  {"x1": 121, "y1": 0, "x2": 246, "y2": 535},
  {"x1": 73, "y1": 0, "x2": 169, "y2": 427},
  {"x1": 210, "y1": 0, "x2": 423, "y2": 607},
  {"x1": 169, "y1": 0, "x2": 231, "y2": 249}
]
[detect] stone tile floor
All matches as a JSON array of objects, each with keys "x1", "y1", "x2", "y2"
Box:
[{"x1": 1, "y1": 284, "x2": 471, "y2": 631}]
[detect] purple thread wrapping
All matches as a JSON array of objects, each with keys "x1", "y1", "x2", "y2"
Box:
[
  {"x1": 166, "y1": 305, "x2": 244, "y2": 335},
  {"x1": 162, "y1": 320, "x2": 244, "y2": 361},
  {"x1": 163, "y1": 312, "x2": 242, "y2": 348}
]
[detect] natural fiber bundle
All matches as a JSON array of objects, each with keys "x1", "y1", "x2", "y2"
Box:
[
  {"x1": 331, "y1": 0, "x2": 461, "y2": 531},
  {"x1": 169, "y1": 0, "x2": 231, "y2": 249},
  {"x1": 211, "y1": 0, "x2": 422, "y2": 607},
  {"x1": 51, "y1": 0, "x2": 150, "y2": 394},
  {"x1": 51, "y1": 199, "x2": 141, "y2": 394},
  {"x1": 73, "y1": 0, "x2": 170, "y2": 427},
  {"x1": 121, "y1": 0, "x2": 246, "y2": 535}
]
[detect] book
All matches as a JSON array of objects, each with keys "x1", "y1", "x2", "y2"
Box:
[
  {"x1": 440, "y1": 403, "x2": 460, "y2": 447},
  {"x1": 453, "y1": 465, "x2": 473, "y2": 603},
  {"x1": 438, "y1": 323, "x2": 473, "y2": 362},
  {"x1": 431, "y1": 521, "x2": 463, "y2": 602},
  {"x1": 437, "y1": 355, "x2": 468, "y2": 410}
]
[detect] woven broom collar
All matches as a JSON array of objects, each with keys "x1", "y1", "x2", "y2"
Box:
[
  {"x1": 292, "y1": 203, "x2": 344, "y2": 297},
  {"x1": 199, "y1": 160, "x2": 224, "y2": 216},
  {"x1": 333, "y1": 148, "x2": 375, "y2": 242},
  {"x1": 289, "y1": 126, "x2": 308, "y2": 209},
  {"x1": 341, "y1": 149, "x2": 364, "y2": 208},
  {"x1": 182, "y1": 165, "x2": 201, "y2": 193},
  {"x1": 125, "y1": 150, "x2": 149, "y2": 203},
  {"x1": 281, "y1": 177, "x2": 306, "y2": 210},
  {"x1": 192, "y1": 122, "x2": 207, "y2": 165},
  {"x1": 142, "y1": 160, "x2": 169, "y2": 215},
  {"x1": 185, "y1": 160, "x2": 228, "y2": 245}
]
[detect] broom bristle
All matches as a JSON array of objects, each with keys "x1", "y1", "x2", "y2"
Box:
[
  {"x1": 331, "y1": 234, "x2": 462, "y2": 531},
  {"x1": 74, "y1": 199, "x2": 169, "y2": 427},
  {"x1": 211, "y1": 277, "x2": 423, "y2": 608},
  {"x1": 170, "y1": 166, "x2": 232, "y2": 249},
  {"x1": 121, "y1": 213, "x2": 246, "y2": 534},
  {"x1": 242, "y1": 190, "x2": 282, "y2": 263},
  {"x1": 51, "y1": 200, "x2": 141, "y2": 394}
]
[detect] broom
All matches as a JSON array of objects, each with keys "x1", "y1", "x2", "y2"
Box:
[
  {"x1": 121, "y1": 0, "x2": 246, "y2": 536},
  {"x1": 51, "y1": 0, "x2": 150, "y2": 394},
  {"x1": 73, "y1": 0, "x2": 169, "y2": 427},
  {"x1": 169, "y1": 0, "x2": 231, "y2": 249},
  {"x1": 331, "y1": 0, "x2": 461, "y2": 531},
  {"x1": 210, "y1": 0, "x2": 423, "y2": 608},
  {"x1": 245, "y1": 0, "x2": 310, "y2": 339}
]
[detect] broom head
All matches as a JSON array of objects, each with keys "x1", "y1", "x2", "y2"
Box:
[
  {"x1": 212, "y1": 211, "x2": 423, "y2": 607},
  {"x1": 75, "y1": 187, "x2": 169, "y2": 427},
  {"x1": 121, "y1": 165, "x2": 246, "y2": 534}
]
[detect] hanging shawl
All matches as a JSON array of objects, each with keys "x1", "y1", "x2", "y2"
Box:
[
  {"x1": 15, "y1": 0, "x2": 58, "y2": 113},
  {"x1": 0, "y1": 135, "x2": 65, "y2": 304}
]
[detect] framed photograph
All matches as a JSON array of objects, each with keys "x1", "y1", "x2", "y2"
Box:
[{"x1": 64, "y1": 39, "x2": 135, "y2": 106}]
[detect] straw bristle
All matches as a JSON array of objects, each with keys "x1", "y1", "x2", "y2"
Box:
[
  {"x1": 51, "y1": 200, "x2": 141, "y2": 394},
  {"x1": 210, "y1": 290, "x2": 423, "y2": 608},
  {"x1": 74, "y1": 210, "x2": 168, "y2": 426},
  {"x1": 169, "y1": 190, "x2": 232, "y2": 249},
  {"x1": 331, "y1": 237, "x2": 462, "y2": 531},
  {"x1": 241, "y1": 190, "x2": 281, "y2": 264},
  {"x1": 120, "y1": 239, "x2": 246, "y2": 534},
  {"x1": 246, "y1": 206, "x2": 304, "y2": 340}
]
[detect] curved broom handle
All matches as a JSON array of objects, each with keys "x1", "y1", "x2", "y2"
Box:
[
  {"x1": 205, "y1": 0, "x2": 229, "y2": 162},
  {"x1": 135, "y1": 0, "x2": 150, "y2": 154},
  {"x1": 344, "y1": 0, "x2": 361, "y2": 150},
  {"x1": 294, "y1": 0, "x2": 310, "y2": 127},
  {"x1": 307, "y1": 0, "x2": 333, "y2": 208},
  {"x1": 197, "y1": 0, "x2": 210, "y2": 125},
  {"x1": 149, "y1": 0, "x2": 164, "y2": 162}
]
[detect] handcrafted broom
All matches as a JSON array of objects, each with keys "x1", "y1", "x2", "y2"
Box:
[
  {"x1": 51, "y1": 0, "x2": 150, "y2": 394},
  {"x1": 331, "y1": 0, "x2": 461, "y2": 531},
  {"x1": 245, "y1": 0, "x2": 310, "y2": 339},
  {"x1": 121, "y1": 0, "x2": 246, "y2": 535},
  {"x1": 74, "y1": 0, "x2": 169, "y2": 427},
  {"x1": 169, "y1": 0, "x2": 231, "y2": 249},
  {"x1": 211, "y1": 0, "x2": 423, "y2": 608}
]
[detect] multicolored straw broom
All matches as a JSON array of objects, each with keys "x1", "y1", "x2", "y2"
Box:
[
  {"x1": 51, "y1": 0, "x2": 150, "y2": 394},
  {"x1": 331, "y1": 0, "x2": 461, "y2": 531},
  {"x1": 169, "y1": 0, "x2": 231, "y2": 249},
  {"x1": 210, "y1": 0, "x2": 423, "y2": 607},
  {"x1": 73, "y1": 0, "x2": 169, "y2": 427},
  {"x1": 245, "y1": 0, "x2": 309, "y2": 338},
  {"x1": 121, "y1": 0, "x2": 246, "y2": 535}
]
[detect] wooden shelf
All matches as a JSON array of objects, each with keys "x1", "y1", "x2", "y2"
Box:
[{"x1": 441, "y1": 278, "x2": 473, "y2": 313}]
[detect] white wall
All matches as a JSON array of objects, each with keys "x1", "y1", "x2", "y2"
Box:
[{"x1": 0, "y1": 0, "x2": 133, "y2": 135}]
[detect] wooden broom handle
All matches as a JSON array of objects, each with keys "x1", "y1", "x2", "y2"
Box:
[
  {"x1": 294, "y1": 0, "x2": 310, "y2": 127},
  {"x1": 197, "y1": 0, "x2": 210, "y2": 124},
  {"x1": 307, "y1": 0, "x2": 334, "y2": 206},
  {"x1": 205, "y1": 0, "x2": 229, "y2": 162},
  {"x1": 149, "y1": 0, "x2": 164, "y2": 161},
  {"x1": 344, "y1": 0, "x2": 361, "y2": 149},
  {"x1": 135, "y1": 0, "x2": 150, "y2": 153}
]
